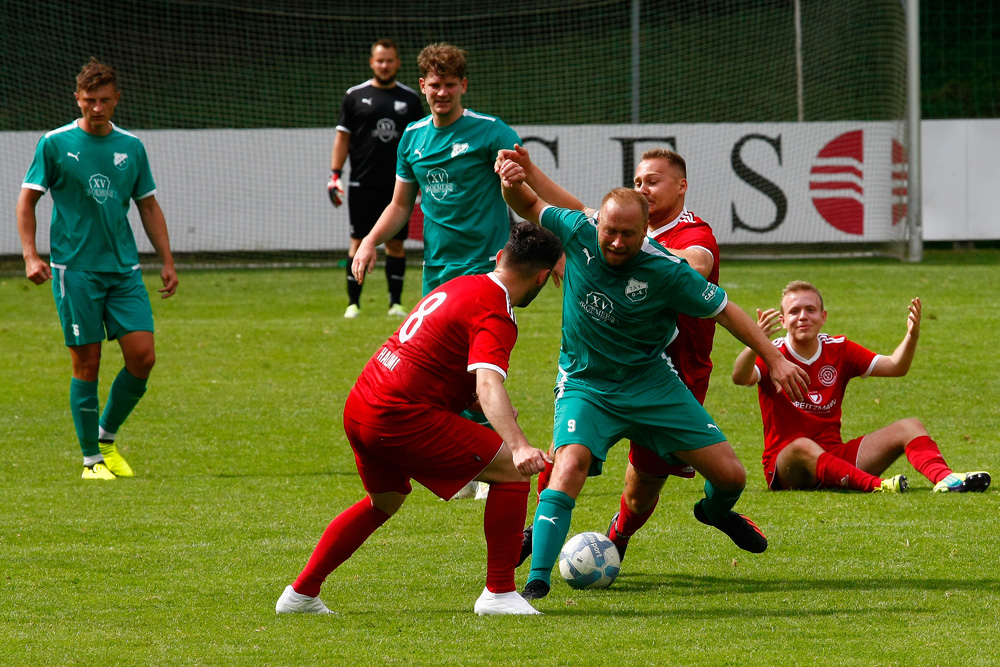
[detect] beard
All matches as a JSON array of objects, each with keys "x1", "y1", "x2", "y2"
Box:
[{"x1": 374, "y1": 73, "x2": 397, "y2": 86}]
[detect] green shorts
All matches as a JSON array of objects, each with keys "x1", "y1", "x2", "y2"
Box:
[
  {"x1": 422, "y1": 257, "x2": 498, "y2": 295},
  {"x1": 52, "y1": 266, "x2": 154, "y2": 346},
  {"x1": 552, "y1": 361, "x2": 726, "y2": 477}
]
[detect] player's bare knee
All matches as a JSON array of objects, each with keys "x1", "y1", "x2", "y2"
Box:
[{"x1": 898, "y1": 417, "x2": 928, "y2": 439}]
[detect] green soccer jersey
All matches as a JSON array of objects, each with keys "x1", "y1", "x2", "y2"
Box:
[
  {"x1": 22, "y1": 120, "x2": 156, "y2": 273},
  {"x1": 540, "y1": 206, "x2": 728, "y2": 387},
  {"x1": 396, "y1": 109, "x2": 520, "y2": 269}
]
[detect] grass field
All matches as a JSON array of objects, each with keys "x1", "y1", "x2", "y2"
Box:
[{"x1": 1, "y1": 252, "x2": 999, "y2": 666}]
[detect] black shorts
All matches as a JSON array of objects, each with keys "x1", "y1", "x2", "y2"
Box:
[{"x1": 349, "y1": 184, "x2": 409, "y2": 241}]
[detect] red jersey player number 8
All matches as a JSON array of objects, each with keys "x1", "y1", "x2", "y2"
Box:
[{"x1": 398, "y1": 293, "x2": 448, "y2": 343}]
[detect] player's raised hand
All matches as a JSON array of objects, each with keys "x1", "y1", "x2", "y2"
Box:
[
  {"x1": 496, "y1": 143, "x2": 532, "y2": 170},
  {"x1": 497, "y1": 158, "x2": 526, "y2": 187},
  {"x1": 906, "y1": 297, "x2": 921, "y2": 337},
  {"x1": 756, "y1": 307, "x2": 782, "y2": 338},
  {"x1": 327, "y1": 170, "x2": 344, "y2": 207}
]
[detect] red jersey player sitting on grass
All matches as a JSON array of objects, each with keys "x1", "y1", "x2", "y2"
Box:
[
  {"x1": 732, "y1": 280, "x2": 990, "y2": 494},
  {"x1": 276, "y1": 222, "x2": 562, "y2": 616}
]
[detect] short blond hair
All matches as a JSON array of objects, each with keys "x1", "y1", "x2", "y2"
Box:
[
  {"x1": 640, "y1": 148, "x2": 686, "y2": 178},
  {"x1": 781, "y1": 280, "x2": 824, "y2": 312}
]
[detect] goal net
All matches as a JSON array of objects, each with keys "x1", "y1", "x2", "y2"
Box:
[{"x1": 0, "y1": 0, "x2": 909, "y2": 264}]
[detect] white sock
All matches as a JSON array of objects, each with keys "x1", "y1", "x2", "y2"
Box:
[
  {"x1": 98, "y1": 426, "x2": 116, "y2": 443},
  {"x1": 83, "y1": 454, "x2": 105, "y2": 467}
]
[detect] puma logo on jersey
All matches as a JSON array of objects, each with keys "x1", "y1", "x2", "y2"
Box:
[
  {"x1": 413, "y1": 147, "x2": 424, "y2": 158},
  {"x1": 451, "y1": 142, "x2": 469, "y2": 157},
  {"x1": 362, "y1": 97, "x2": 373, "y2": 106},
  {"x1": 67, "y1": 152, "x2": 80, "y2": 161},
  {"x1": 583, "y1": 248, "x2": 595, "y2": 265},
  {"x1": 539, "y1": 515, "x2": 559, "y2": 525},
  {"x1": 707, "y1": 423, "x2": 719, "y2": 431}
]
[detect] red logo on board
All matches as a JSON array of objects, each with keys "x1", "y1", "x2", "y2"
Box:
[{"x1": 810, "y1": 130, "x2": 864, "y2": 235}]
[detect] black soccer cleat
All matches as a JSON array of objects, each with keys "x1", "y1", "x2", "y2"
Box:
[
  {"x1": 521, "y1": 580, "x2": 550, "y2": 601},
  {"x1": 606, "y1": 511, "x2": 630, "y2": 562},
  {"x1": 517, "y1": 525, "x2": 533, "y2": 567},
  {"x1": 694, "y1": 499, "x2": 768, "y2": 554}
]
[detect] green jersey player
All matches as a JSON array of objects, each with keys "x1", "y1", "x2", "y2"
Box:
[
  {"x1": 499, "y1": 162, "x2": 810, "y2": 604},
  {"x1": 17, "y1": 57, "x2": 178, "y2": 481},
  {"x1": 352, "y1": 42, "x2": 521, "y2": 295}
]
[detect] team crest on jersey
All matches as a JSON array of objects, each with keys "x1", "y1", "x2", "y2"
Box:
[
  {"x1": 114, "y1": 152, "x2": 128, "y2": 170},
  {"x1": 394, "y1": 100, "x2": 408, "y2": 114},
  {"x1": 374, "y1": 118, "x2": 398, "y2": 143},
  {"x1": 87, "y1": 174, "x2": 117, "y2": 204},
  {"x1": 807, "y1": 391, "x2": 824, "y2": 405},
  {"x1": 581, "y1": 291, "x2": 618, "y2": 324},
  {"x1": 818, "y1": 365, "x2": 838, "y2": 386},
  {"x1": 425, "y1": 167, "x2": 456, "y2": 201},
  {"x1": 624, "y1": 277, "x2": 648, "y2": 302},
  {"x1": 701, "y1": 284, "x2": 718, "y2": 301},
  {"x1": 451, "y1": 142, "x2": 469, "y2": 158}
]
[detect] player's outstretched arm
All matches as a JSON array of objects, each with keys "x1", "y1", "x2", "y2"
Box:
[
  {"x1": 136, "y1": 195, "x2": 178, "y2": 298},
  {"x1": 732, "y1": 308, "x2": 782, "y2": 385},
  {"x1": 476, "y1": 368, "x2": 549, "y2": 476},
  {"x1": 716, "y1": 301, "x2": 808, "y2": 400},
  {"x1": 499, "y1": 163, "x2": 547, "y2": 225},
  {"x1": 871, "y1": 297, "x2": 922, "y2": 378},
  {"x1": 16, "y1": 187, "x2": 51, "y2": 285},
  {"x1": 352, "y1": 179, "x2": 417, "y2": 284},
  {"x1": 495, "y1": 144, "x2": 586, "y2": 211}
]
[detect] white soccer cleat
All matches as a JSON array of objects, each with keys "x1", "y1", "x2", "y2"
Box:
[
  {"x1": 474, "y1": 482, "x2": 490, "y2": 499},
  {"x1": 450, "y1": 481, "x2": 479, "y2": 500},
  {"x1": 344, "y1": 304, "x2": 360, "y2": 319},
  {"x1": 474, "y1": 587, "x2": 542, "y2": 616},
  {"x1": 275, "y1": 584, "x2": 338, "y2": 615}
]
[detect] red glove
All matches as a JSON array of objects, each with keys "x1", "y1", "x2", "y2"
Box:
[{"x1": 327, "y1": 170, "x2": 344, "y2": 207}]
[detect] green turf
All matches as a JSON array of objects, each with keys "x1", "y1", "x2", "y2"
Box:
[{"x1": 1, "y1": 252, "x2": 999, "y2": 666}]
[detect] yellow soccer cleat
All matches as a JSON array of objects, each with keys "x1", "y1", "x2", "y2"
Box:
[
  {"x1": 98, "y1": 443, "x2": 134, "y2": 477},
  {"x1": 344, "y1": 304, "x2": 360, "y2": 319},
  {"x1": 933, "y1": 471, "x2": 991, "y2": 493},
  {"x1": 874, "y1": 474, "x2": 908, "y2": 493},
  {"x1": 82, "y1": 462, "x2": 116, "y2": 480}
]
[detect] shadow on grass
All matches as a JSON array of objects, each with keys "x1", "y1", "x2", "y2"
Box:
[{"x1": 609, "y1": 572, "x2": 1000, "y2": 595}]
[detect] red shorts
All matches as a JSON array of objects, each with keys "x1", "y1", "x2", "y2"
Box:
[
  {"x1": 764, "y1": 436, "x2": 864, "y2": 490},
  {"x1": 627, "y1": 441, "x2": 697, "y2": 479},
  {"x1": 343, "y1": 392, "x2": 502, "y2": 500}
]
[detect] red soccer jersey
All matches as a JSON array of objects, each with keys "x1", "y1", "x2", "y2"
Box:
[
  {"x1": 650, "y1": 208, "x2": 720, "y2": 403},
  {"x1": 350, "y1": 273, "x2": 518, "y2": 418},
  {"x1": 754, "y1": 334, "x2": 879, "y2": 465}
]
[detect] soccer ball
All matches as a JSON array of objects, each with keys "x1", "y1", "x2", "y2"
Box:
[{"x1": 558, "y1": 531, "x2": 621, "y2": 589}]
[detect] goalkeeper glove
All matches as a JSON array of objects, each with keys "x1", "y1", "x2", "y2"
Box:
[{"x1": 327, "y1": 169, "x2": 344, "y2": 207}]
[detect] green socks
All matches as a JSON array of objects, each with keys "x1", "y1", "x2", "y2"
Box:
[
  {"x1": 699, "y1": 479, "x2": 744, "y2": 523},
  {"x1": 70, "y1": 378, "x2": 100, "y2": 457},
  {"x1": 527, "y1": 488, "x2": 576, "y2": 587},
  {"x1": 99, "y1": 368, "x2": 147, "y2": 436}
]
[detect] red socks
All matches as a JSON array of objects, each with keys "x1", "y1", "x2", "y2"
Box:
[
  {"x1": 484, "y1": 481, "x2": 530, "y2": 593},
  {"x1": 293, "y1": 498, "x2": 391, "y2": 597},
  {"x1": 614, "y1": 493, "x2": 658, "y2": 539},
  {"x1": 815, "y1": 452, "x2": 882, "y2": 492},
  {"x1": 535, "y1": 459, "x2": 552, "y2": 501},
  {"x1": 904, "y1": 435, "x2": 952, "y2": 484}
]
